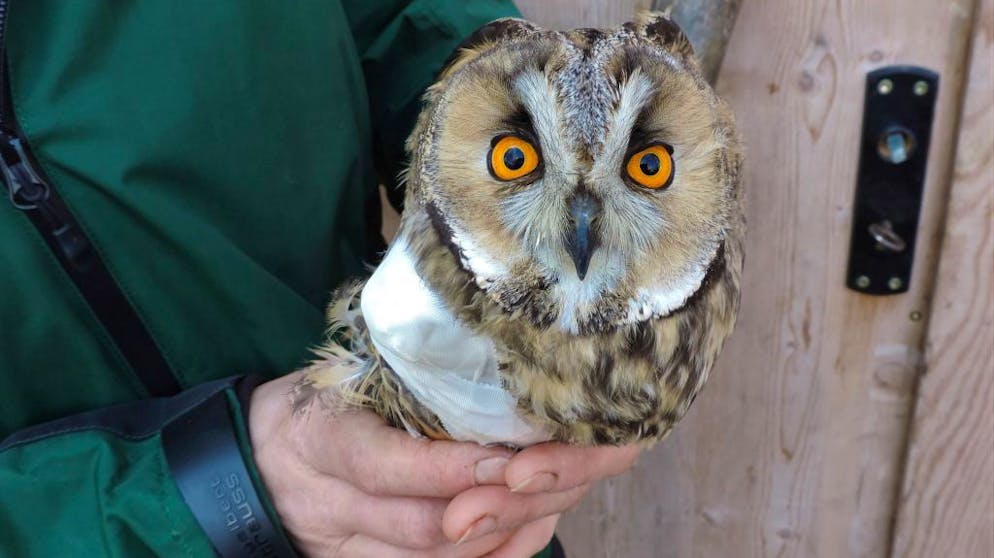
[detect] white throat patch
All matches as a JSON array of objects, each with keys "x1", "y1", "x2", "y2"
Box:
[
  {"x1": 624, "y1": 259, "x2": 712, "y2": 323},
  {"x1": 360, "y1": 239, "x2": 551, "y2": 447}
]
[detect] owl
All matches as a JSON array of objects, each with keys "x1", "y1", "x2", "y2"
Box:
[{"x1": 296, "y1": 12, "x2": 744, "y2": 447}]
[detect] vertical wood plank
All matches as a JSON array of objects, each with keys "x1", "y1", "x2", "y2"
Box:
[
  {"x1": 890, "y1": 0, "x2": 994, "y2": 555},
  {"x1": 507, "y1": 1, "x2": 980, "y2": 557},
  {"x1": 513, "y1": 0, "x2": 652, "y2": 30}
]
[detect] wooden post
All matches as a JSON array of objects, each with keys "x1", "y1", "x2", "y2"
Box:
[
  {"x1": 652, "y1": 0, "x2": 743, "y2": 84},
  {"x1": 889, "y1": 0, "x2": 994, "y2": 554}
]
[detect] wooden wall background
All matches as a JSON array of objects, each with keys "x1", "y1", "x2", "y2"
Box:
[{"x1": 511, "y1": 1, "x2": 994, "y2": 557}]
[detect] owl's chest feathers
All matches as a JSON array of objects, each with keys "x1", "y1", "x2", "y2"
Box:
[{"x1": 406, "y1": 209, "x2": 741, "y2": 445}]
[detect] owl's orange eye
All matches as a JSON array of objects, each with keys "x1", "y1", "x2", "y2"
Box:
[
  {"x1": 626, "y1": 144, "x2": 674, "y2": 189},
  {"x1": 488, "y1": 135, "x2": 540, "y2": 181}
]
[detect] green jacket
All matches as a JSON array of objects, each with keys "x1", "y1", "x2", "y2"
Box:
[{"x1": 0, "y1": 1, "x2": 535, "y2": 556}]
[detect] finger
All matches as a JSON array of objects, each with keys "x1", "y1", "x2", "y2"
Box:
[
  {"x1": 442, "y1": 484, "x2": 588, "y2": 543},
  {"x1": 334, "y1": 529, "x2": 515, "y2": 558},
  {"x1": 269, "y1": 465, "x2": 451, "y2": 550},
  {"x1": 290, "y1": 403, "x2": 512, "y2": 498},
  {"x1": 269, "y1": 466, "x2": 516, "y2": 557},
  {"x1": 484, "y1": 515, "x2": 560, "y2": 558},
  {"x1": 334, "y1": 480, "x2": 451, "y2": 549},
  {"x1": 505, "y1": 442, "x2": 642, "y2": 494}
]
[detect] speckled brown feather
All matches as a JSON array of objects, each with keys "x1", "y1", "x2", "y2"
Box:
[{"x1": 406, "y1": 202, "x2": 742, "y2": 446}]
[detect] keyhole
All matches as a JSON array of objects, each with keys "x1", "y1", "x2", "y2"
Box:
[{"x1": 877, "y1": 127, "x2": 916, "y2": 164}]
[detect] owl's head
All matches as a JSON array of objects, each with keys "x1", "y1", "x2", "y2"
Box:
[{"x1": 404, "y1": 13, "x2": 742, "y2": 334}]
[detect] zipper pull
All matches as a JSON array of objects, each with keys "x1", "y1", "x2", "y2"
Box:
[
  {"x1": 1, "y1": 129, "x2": 93, "y2": 269},
  {"x1": 1, "y1": 131, "x2": 48, "y2": 209},
  {"x1": 43, "y1": 206, "x2": 92, "y2": 268}
]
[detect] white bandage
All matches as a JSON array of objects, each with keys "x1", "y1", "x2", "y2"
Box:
[{"x1": 360, "y1": 239, "x2": 551, "y2": 447}]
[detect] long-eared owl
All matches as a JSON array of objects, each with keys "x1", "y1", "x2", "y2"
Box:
[{"x1": 297, "y1": 12, "x2": 744, "y2": 448}]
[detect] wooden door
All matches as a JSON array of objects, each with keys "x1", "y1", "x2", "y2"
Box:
[{"x1": 511, "y1": 1, "x2": 992, "y2": 556}]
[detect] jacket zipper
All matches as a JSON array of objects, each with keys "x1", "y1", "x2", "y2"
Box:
[{"x1": 0, "y1": 0, "x2": 181, "y2": 397}]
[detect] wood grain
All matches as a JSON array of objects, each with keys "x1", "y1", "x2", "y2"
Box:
[
  {"x1": 890, "y1": 0, "x2": 994, "y2": 555},
  {"x1": 514, "y1": 0, "x2": 652, "y2": 30},
  {"x1": 509, "y1": 1, "x2": 981, "y2": 557}
]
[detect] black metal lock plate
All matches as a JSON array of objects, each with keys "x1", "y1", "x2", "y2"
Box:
[{"x1": 846, "y1": 66, "x2": 938, "y2": 295}]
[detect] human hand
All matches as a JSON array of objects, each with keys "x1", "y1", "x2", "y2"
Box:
[
  {"x1": 441, "y1": 442, "x2": 643, "y2": 556},
  {"x1": 249, "y1": 371, "x2": 593, "y2": 557}
]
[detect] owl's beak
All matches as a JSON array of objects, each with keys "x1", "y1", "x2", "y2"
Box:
[{"x1": 567, "y1": 192, "x2": 601, "y2": 281}]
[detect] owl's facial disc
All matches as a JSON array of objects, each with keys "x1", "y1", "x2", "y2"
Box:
[{"x1": 414, "y1": 18, "x2": 738, "y2": 331}]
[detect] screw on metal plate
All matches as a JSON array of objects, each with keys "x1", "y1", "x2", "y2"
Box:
[{"x1": 846, "y1": 66, "x2": 938, "y2": 295}]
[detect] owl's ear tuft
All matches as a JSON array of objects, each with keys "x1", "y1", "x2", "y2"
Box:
[
  {"x1": 459, "y1": 18, "x2": 540, "y2": 51},
  {"x1": 629, "y1": 12, "x2": 695, "y2": 60},
  {"x1": 438, "y1": 18, "x2": 540, "y2": 79}
]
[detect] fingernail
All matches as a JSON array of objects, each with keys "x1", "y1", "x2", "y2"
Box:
[
  {"x1": 474, "y1": 456, "x2": 509, "y2": 485},
  {"x1": 456, "y1": 515, "x2": 497, "y2": 545},
  {"x1": 511, "y1": 472, "x2": 558, "y2": 493}
]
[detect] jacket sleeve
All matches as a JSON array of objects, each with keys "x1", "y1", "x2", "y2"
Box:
[
  {"x1": 0, "y1": 376, "x2": 297, "y2": 557},
  {"x1": 341, "y1": 0, "x2": 521, "y2": 209}
]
